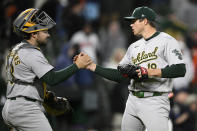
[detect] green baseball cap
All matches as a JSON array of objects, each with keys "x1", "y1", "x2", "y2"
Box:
[{"x1": 124, "y1": 6, "x2": 157, "y2": 22}]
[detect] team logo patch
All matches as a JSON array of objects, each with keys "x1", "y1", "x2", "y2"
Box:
[{"x1": 172, "y1": 49, "x2": 183, "y2": 60}]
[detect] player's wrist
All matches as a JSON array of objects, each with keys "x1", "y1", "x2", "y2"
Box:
[
  {"x1": 73, "y1": 63, "x2": 79, "y2": 69},
  {"x1": 74, "y1": 62, "x2": 80, "y2": 69},
  {"x1": 147, "y1": 69, "x2": 161, "y2": 78},
  {"x1": 90, "y1": 63, "x2": 97, "y2": 71}
]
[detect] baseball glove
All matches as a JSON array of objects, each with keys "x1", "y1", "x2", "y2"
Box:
[
  {"x1": 43, "y1": 91, "x2": 73, "y2": 116},
  {"x1": 117, "y1": 64, "x2": 148, "y2": 81}
]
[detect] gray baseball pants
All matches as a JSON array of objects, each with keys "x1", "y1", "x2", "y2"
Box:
[
  {"x1": 121, "y1": 93, "x2": 170, "y2": 131},
  {"x1": 2, "y1": 97, "x2": 53, "y2": 131}
]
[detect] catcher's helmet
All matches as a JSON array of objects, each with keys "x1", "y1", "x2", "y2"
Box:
[{"x1": 13, "y1": 8, "x2": 56, "y2": 36}]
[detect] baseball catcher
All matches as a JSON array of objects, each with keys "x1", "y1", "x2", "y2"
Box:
[{"x1": 2, "y1": 8, "x2": 92, "y2": 131}]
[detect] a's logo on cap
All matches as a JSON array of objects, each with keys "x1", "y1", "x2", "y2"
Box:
[{"x1": 141, "y1": 14, "x2": 145, "y2": 17}]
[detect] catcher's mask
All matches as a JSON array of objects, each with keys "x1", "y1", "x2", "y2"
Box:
[{"x1": 13, "y1": 8, "x2": 56, "y2": 36}]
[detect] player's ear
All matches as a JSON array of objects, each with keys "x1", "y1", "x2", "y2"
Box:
[
  {"x1": 144, "y1": 18, "x2": 149, "y2": 25},
  {"x1": 31, "y1": 32, "x2": 38, "y2": 38},
  {"x1": 139, "y1": 18, "x2": 147, "y2": 25}
]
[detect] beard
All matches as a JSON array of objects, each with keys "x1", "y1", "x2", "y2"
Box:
[{"x1": 37, "y1": 38, "x2": 47, "y2": 47}]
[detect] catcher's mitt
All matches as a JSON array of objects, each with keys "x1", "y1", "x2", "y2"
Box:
[
  {"x1": 117, "y1": 64, "x2": 148, "y2": 81},
  {"x1": 43, "y1": 91, "x2": 73, "y2": 116}
]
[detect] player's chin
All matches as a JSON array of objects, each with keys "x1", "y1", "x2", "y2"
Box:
[
  {"x1": 43, "y1": 38, "x2": 49, "y2": 44},
  {"x1": 134, "y1": 31, "x2": 141, "y2": 37},
  {"x1": 133, "y1": 30, "x2": 138, "y2": 35}
]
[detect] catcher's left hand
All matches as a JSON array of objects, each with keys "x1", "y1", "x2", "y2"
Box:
[{"x1": 43, "y1": 91, "x2": 73, "y2": 116}]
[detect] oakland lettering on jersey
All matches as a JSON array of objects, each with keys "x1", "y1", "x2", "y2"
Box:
[{"x1": 132, "y1": 47, "x2": 158, "y2": 65}]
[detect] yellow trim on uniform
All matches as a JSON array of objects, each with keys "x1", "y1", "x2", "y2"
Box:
[{"x1": 43, "y1": 82, "x2": 47, "y2": 98}]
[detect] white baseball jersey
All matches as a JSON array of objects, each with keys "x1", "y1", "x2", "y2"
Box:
[
  {"x1": 119, "y1": 32, "x2": 184, "y2": 92},
  {"x1": 6, "y1": 41, "x2": 54, "y2": 101}
]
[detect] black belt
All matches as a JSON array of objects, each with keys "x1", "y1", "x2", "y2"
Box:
[
  {"x1": 12, "y1": 79, "x2": 35, "y2": 86},
  {"x1": 8, "y1": 96, "x2": 37, "y2": 102}
]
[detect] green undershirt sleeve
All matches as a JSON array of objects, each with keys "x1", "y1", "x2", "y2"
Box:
[
  {"x1": 95, "y1": 65, "x2": 130, "y2": 84},
  {"x1": 40, "y1": 63, "x2": 78, "y2": 86},
  {"x1": 161, "y1": 63, "x2": 186, "y2": 78}
]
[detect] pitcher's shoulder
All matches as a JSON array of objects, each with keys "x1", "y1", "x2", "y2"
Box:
[
  {"x1": 129, "y1": 38, "x2": 144, "y2": 48},
  {"x1": 159, "y1": 32, "x2": 177, "y2": 41}
]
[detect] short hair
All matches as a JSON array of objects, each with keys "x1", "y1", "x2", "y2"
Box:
[
  {"x1": 23, "y1": 32, "x2": 31, "y2": 40},
  {"x1": 148, "y1": 20, "x2": 156, "y2": 28},
  {"x1": 139, "y1": 18, "x2": 156, "y2": 28}
]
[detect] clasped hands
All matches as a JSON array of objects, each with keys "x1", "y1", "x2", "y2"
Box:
[{"x1": 73, "y1": 52, "x2": 96, "y2": 71}]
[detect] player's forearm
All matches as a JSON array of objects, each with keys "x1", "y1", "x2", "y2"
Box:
[
  {"x1": 94, "y1": 65, "x2": 130, "y2": 83},
  {"x1": 40, "y1": 64, "x2": 78, "y2": 86},
  {"x1": 147, "y1": 64, "x2": 186, "y2": 78},
  {"x1": 147, "y1": 69, "x2": 162, "y2": 77},
  {"x1": 161, "y1": 63, "x2": 186, "y2": 78}
]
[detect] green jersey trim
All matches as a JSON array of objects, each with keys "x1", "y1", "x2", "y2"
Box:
[
  {"x1": 161, "y1": 63, "x2": 186, "y2": 78},
  {"x1": 95, "y1": 65, "x2": 130, "y2": 84},
  {"x1": 145, "y1": 31, "x2": 160, "y2": 41},
  {"x1": 40, "y1": 64, "x2": 78, "y2": 86}
]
